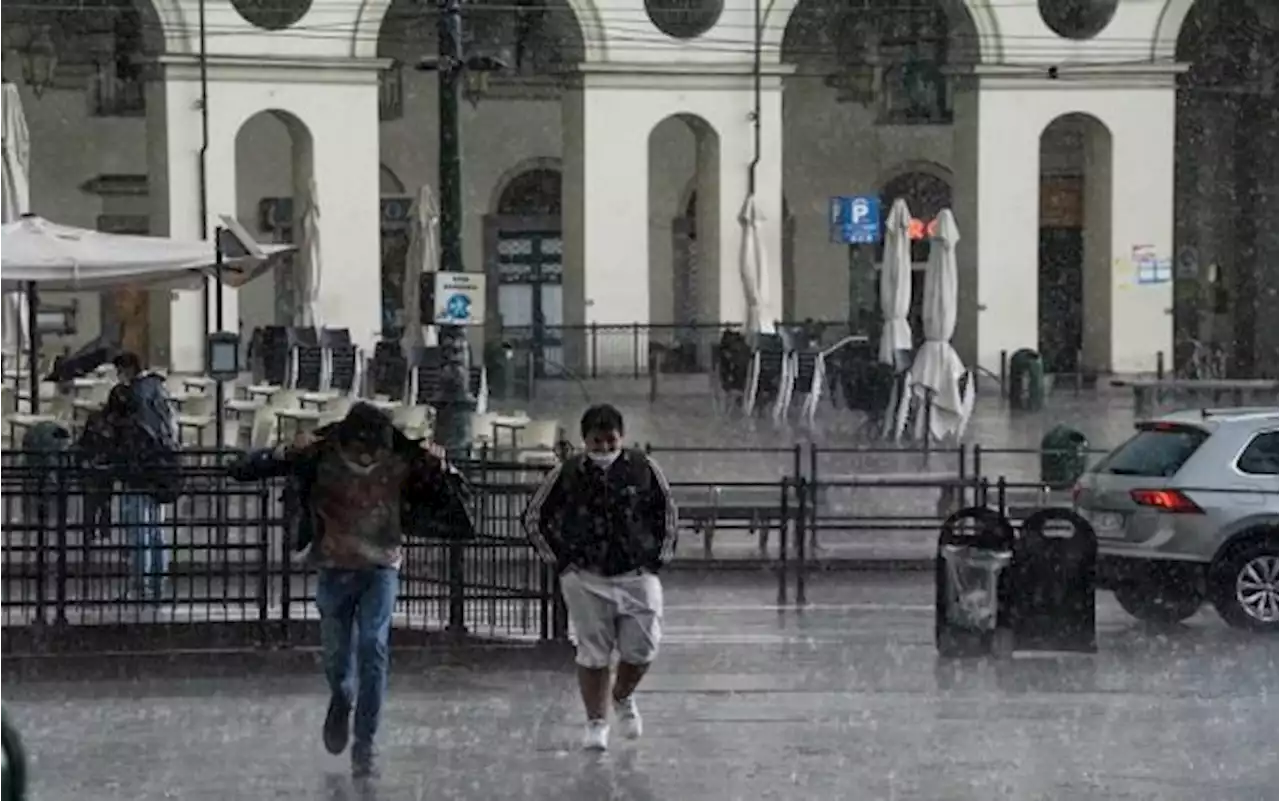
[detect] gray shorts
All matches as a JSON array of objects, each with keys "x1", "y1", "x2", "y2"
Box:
[{"x1": 561, "y1": 568, "x2": 664, "y2": 669}]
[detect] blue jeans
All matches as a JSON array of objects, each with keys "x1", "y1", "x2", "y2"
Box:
[
  {"x1": 316, "y1": 567, "x2": 399, "y2": 751},
  {"x1": 119, "y1": 494, "x2": 167, "y2": 598}
]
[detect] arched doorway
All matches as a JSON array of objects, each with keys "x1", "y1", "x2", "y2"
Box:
[
  {"x1": 1038, "y1": 113, "x2": 1112, "y2": 374},
  {"x1": 779, "y1": 0, "x2": 979, "y2": 323},
  {"x1": 235, "y1": 109, "x2": 315, "y2": 337},
  {"x1": 486, "y1": 165, "x2": 564, "y2": 375},
  {"x1": 1174, "y1": 0, "x2": 1278, "y2": 377},
  {"x1": 650, "y1": 113, "x2": 721, "y2": 372},
  {"x1": 870, "y1": 169, "x2": 951, "y2": 339}
]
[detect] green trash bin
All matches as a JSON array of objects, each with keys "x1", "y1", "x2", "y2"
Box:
[
  {"x1": 1040, "y1": 425, "x2": 1090, "y2": 489},
  {"x1": 1008, "y1": 348, "x2": 1045, "y2": 411}
]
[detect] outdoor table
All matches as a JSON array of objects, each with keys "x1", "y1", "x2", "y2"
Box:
[
  {"x1": 491, "y1": 414, "x2": 530, "y2": 451},
  {"x1": 176, "y1": 413, "x2": 215, "y2": 448},
  {"x1": 223, "y1": 397, "x2": 261, "y2": 419},
  {"x1": 363, "y1": 398, "x2": 402, "y2": 413},
  {"x1": 299, "y1": 391, "x2": 341, "y2": 410},
  {"x1": 246, "y1": 385, "x2": 282, "y2": 402},
  {"x1": 275, "y1": 407, "x2": 322, "y2": 442},
  {"x1": 182, "y1": 376, "x2": 216, "y2": 393},
  {"x1": 6, "y1": 413, "x2": 56, "y2": 449}
]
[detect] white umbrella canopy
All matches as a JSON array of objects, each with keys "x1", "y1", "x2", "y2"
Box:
[
  {"x1": 402, "y1": 185, "x2": 439, "y2": 354},
  {"x1": 878, "y1": 198, "x2": 914, "y2": 367},
  {"x1": 1, "y1": 215, "x2": 291, "y2": 291},
  {"x1": 3, "y1": 82, "x2": 32, "y2": 353},
  {"x1": 904, "y1": 208, "x2": 972, "y2": 441},
  {"x1": 737, "y1": 194, "x2": 776, "y2": 335},
  {"x1": 298, "y1": 177, "x2": 322, "y2": 329}
]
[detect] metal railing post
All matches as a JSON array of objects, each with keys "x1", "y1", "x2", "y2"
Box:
[
  {"x1": 776, "y1": 477, "x2": 790, "y2": 606},
  {"x1": 795, "y1": 476, "x2": 808, "y2": 607},
  {"x1": 53, "y1": 454, "x2": 70, "y2": 626},
  {"x1": 446, "y1": 537, "x2": 467, "y2": 636}
]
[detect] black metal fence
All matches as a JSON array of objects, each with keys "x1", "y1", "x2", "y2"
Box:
[
  {"x1": 2, "y1": 441, "x2": 1112, "y2": 655},
  {"x1": 1, "y1": 452, "x2": 563, "y2": 656}
]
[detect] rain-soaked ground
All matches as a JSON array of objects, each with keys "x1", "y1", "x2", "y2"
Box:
[{"x1": 7, "y1": 573, "x2": 1276, "y2": 801}]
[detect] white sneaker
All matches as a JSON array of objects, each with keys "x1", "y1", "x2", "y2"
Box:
[
  {"x1": 613, "y1": 696, "x2": 643, "y2": 740},
  {"x1": 582, "y1": 719, "x2": 609, "y2": 751}
]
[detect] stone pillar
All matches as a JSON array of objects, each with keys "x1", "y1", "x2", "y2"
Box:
[
  {"x1": 563, "y1": 67, "x2": 786, "y2": 373},
  {"x1": 951, "y1": 75, "x2": 1041, "y2": 372},
  {"x1": 953, "y1": 68, "x2": 1176, "y2": 375},
  {"x1": 148, "y1": 58, "x2": 240, "y2": 373},
  {"x1": 309, "y1": 96, "x2": 382, "y2": 355}
]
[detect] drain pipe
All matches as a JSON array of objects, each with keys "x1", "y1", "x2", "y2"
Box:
[
  {"x1": 198, "y1": 0, "x2": 211, "y2": 345},
  {"x1": 747, "y1": 0, "x2": 763, "y2": 194}
]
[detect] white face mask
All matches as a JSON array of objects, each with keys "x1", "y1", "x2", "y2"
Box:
[{"x1": 586, "y1": 450, "x2": 620, "y2": 470}]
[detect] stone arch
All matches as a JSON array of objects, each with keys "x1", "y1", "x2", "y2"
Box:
[
  {"x1": 489, "y1": 157, "x2": 563, "y2": 215},
  {"x1": 1037, "y1": 111, "x2": 1113, "y2": 373},
  {"x1": 1152, "y1": 0, "x2": 1197, "y2": 60},
  {"x1": 379, "y1": 163, "x2": 405, "y2": 195},
  {"x1": 650, "y1": 112, "x2": 721, "y2": 326},
  {"x1": 768, "y1": 0, "x2": 1001, "y2": 64},
  {"x1": 234, "y1": 108, "x2": 316, "y2": 329},
  {"x1": 875, "y1": 160, "x2": 953, "y2": 194},
  {"x1": 353, "y1": 0, "x2": 608, "y2": 60}
]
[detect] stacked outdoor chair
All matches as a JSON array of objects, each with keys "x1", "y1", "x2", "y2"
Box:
[
  {"x1": 369, "y1": 341, "x2": 409, "y2": 401},
  {"x1": 710, "y1": 329, "x2": 752, "y2": 414},
  {"x1": 744, "y1": 333, "x2": 789, "y2": 420}
]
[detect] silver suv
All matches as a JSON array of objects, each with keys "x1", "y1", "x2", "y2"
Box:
[{"x1": 1074, "y1": 408, "x2": 1278, "y2": 631}]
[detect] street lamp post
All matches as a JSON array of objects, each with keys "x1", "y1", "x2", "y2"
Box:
[{"x1": 418, "y1": 0, "x2": 505, "y2": 452}]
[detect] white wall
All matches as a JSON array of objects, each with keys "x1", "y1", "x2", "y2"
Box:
[{"x1": 955, "y1": 70, "x2": 1177, "y2": 375}]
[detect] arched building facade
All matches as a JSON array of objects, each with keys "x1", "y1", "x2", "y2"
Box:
[{"x1": 2, "y1": 0, "x2": 1273, "y2": 375}]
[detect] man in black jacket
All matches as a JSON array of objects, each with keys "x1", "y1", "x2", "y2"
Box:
[
  {"x1": 228, "y1": 402, "x2": 473, "y2": 777},
  {"x1": 523, "y1": 404, "x2": 678, "y2": 751}
]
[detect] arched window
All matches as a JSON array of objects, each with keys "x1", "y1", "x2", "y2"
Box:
[
  {"x1": 877, "y1": 170, "x2": 952, "y2": 263},
  {"x1": 497, "y1": 168, "x2": 562, "y2": 216}
]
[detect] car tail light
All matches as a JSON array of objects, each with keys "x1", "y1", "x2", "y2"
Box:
[{"x1": 1130, "y1": 489, "x2": 1203, "y2": 514}]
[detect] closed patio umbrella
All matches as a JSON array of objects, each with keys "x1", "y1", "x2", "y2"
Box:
[
  {"x1": 879, "y1": 198, "x2": 914, "y2": 438},
  {"x1": 903, "y1": 209, "x2": 973, "y2": 441},
  {"x1": 3, "y1": 82, "x2": 32, "y2": 357}
]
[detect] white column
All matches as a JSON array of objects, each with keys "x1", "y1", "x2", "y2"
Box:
[
  {"x1": 149, "y1": 68, "x2": 205, "y2": 372},
  {"x1": 952, "y1": 80, "x2": 1041, "y2": 372},
  {"x1": 1106, "y1": 91, "x2": 1175, "y2": 374},
  {"x1": 562, "y1": 81, "x2": 651, "y2": 375},
  {"x1": 310, "y1": 95, "x2": 382, "y2": 356},
  {"x1": 715, "y1": 80, "x2": 784, "y2": 331}
]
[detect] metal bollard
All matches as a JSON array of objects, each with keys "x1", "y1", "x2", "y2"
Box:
[{"x1": 999, "y1": 350, "x2": 1008, "y2": 399}]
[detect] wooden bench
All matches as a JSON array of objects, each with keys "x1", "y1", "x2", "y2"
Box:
[{"x1": 1111, "y1": 378, "x2": 1279, "y2": 417}]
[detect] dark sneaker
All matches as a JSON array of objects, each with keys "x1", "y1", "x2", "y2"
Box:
[
  {"x1": 322, "y1": 695, "x2": 351, "y2": 755},
  {"x1": 351, "y1": 744, "x2": 378, "y2": 779}
]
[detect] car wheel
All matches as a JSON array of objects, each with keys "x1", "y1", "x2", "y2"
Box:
[
  {"x1": 1113, "y1": 583, "x2": 1203, "y2": 624},
  {"x1": 1210, "y1": 537, "x2": 1279, "y2": 632},
  {"x1": 2, "y1": 709, "x2": 27, "y2": 801}
]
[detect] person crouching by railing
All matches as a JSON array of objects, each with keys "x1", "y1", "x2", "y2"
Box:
[
  {"x1": 77, "y1": 382, "x2": 179, "y2": 602},
  {"x1": 226, "y1": 402, "x2": 475, "y2": 779}
]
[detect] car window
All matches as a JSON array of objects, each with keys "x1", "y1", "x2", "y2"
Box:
[
  {"x1": 1236, "y1": 431, "x2": 1279, "y2": 476},
  {"x1": 1095, "y1": 425, "x2": 1210, "y2": 478}
]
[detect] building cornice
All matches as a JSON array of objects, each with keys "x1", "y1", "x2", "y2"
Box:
[
  {"x1": 151, "y1": 54, "x2": 391, "y2": 85},
  {"x1": 567, "y1": 61, "x2": 794, "y2": 90},
  {"x1": 958, "y1": 61, "x2": 1188, "y2": 91}
]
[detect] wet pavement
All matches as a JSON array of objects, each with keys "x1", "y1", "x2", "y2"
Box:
[{"x1": 6, "y1": 573, "x2": 1277, "y2": 801}]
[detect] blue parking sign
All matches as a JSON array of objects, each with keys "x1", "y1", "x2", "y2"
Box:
[{"x1": 829, "y1": 195, "x2": 881, "y2": 245}]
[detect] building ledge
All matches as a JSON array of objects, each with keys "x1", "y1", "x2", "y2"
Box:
[
  {"x1": 961, "y1": 61, "x2": 1188, "y2": 91},
  {"x1": 153, "y1": 54, "x2": 392, "y2": 85}
]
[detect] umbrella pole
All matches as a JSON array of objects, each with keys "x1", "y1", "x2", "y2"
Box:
[
  {"x1": 26, "y1": 282, "x2": 39, "y2": 415},
  {"x1": 214, "y1": 228, "x2": 226, "y2": 451}
]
